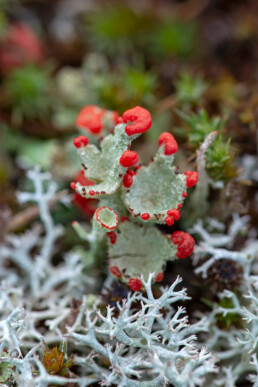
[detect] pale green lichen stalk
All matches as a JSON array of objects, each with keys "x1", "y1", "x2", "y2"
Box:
[{"x1": 71, "y1": 105, "x2": 198, "y2": 290}]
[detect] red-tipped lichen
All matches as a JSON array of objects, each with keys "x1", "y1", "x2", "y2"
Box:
[
  {"x1": 107, "y1": 231, "x2": 117, "y2": 244},
  {"x1": 109, "y1": 266, "x2": 122, "y2": 278},
  {"x1": 120, "y1": 151, "x2": 139, "y2": 168},
  {"x1": 141, "y1": 213, "x2": 150, "y2": 220},
  {"x1": 76, "y1": 105, "x2": 106, "y2": 134},
  {"x1": 184, "y1": 170, "x2": 198, "y2": 188},
  {"x1": 123, "y1": 172, "x2": 134, "y2": 188},
  {"x1": 171, "y1": 231, "x2": 195, "y2": 259},
  {"x1": 158, "y1": 132, "x2": 178, "y2": 155},
  {"x1": 73, "y1": 172, "x2": 96, "y2": 217},
  {"x1": 122, "y1": 106, "x2": 152, "y2": 136},
  {"x1": 156, "y1": 272, "x2": 164, "y2": 282},
  {"x1": 129, "y1": 278, "x2": 142, "y2": 291},
  {"x1": 73, "y1": 135, "x2": 89, "y2": 148},
  {"x1": 167, "y1": 209, "x2": 181, "y2": 221}
]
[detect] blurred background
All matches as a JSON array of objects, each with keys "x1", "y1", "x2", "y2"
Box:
[{"x1": 0, "y1": 0, "x2": 257, "y2": 238}]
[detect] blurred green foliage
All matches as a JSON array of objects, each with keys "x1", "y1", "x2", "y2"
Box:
[
  {"x1": 86, "y1": 4, "x2": 155, "y2": 57},
  {"x1": 2, "y1": 64, "x2": 53, "y2": 123},
  {"x1": 98, "y1": 65, "x2": 156, "y2": 111},
  {"x1": 53, "y1": 56, "x2": 157, "y2": 129},
  {"x1": 151, "y1": 19, "x2": 196, "y2": 59},
  {"x1": 174, "y1": 72, "x2": 208, "y2": 106},
  {"x1": 86, "y1": 4, "x2": 197, "y2": 61}
]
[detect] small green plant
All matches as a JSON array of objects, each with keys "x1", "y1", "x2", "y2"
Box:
[
  {"x1": 176, "y1": 108, "x2": 224, "y2": 146},
  {"x1": 206, "y1": 136, "x2": 236, "y2": 181},
  {"x1": 176, "y1": 109, "x2": 236, "y2": 182},
  {"x1": 71, "y1": 105, "x2": 198, "y2": 290},
  {"x1": 42, "y1": 342, "x2": 73, "y2": 377}
]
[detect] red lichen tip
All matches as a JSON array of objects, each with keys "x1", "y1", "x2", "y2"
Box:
[
  {"x1": 70, "y1": 182, "x2": 76, "y2": 190},
  {"x1": 73, "y1": 135, "x2": 89, "y2": 148},
  {"x1": 171, "y1": 231, "x2": 195, "y2": 259},
  {"x1": 129, "y1": 278, "x2": 142, "y2": 291},
  {"x1": 116, "y1": 117, "x2": 123, "y2": 124},
  {"x1": 167, "y1": 209, "x2": 181, "y2": 221},
  {"x1": 109, "y1": 266, "x2": 122, "y2": 278},
  {"x1": 158, "y1": 132, "x2": 178, "y2": 155},
  {"x1": 107, "y1": 231, "x2": 117, "y2": 244},
  {"x1": 122, "y1": 106, "x2": 152, "y2": 136},
  {"x1": 76, "y1": 105, "x2": 106, "y2": 134},
  {"x1": 141, "y1": 213, "x2": 150, "y2": 220},
  {"x1": 120, "y1": 151, "x2": 139, "y2": 168},
  {"x1": 165, "y1": 216, "x2": 174, "y2": 226},
  {"x1": 111, "y1": 111, "x2": 123, "y2": 125},
  {"x1": 184, "y1": 170, "x2": 199, "y2": 188},
  {"x1": 121, "y1": 215, "x2": 129, "y2": 222},
  {"x1": 123, "y1": 173, "x2": 134, "y2": 188},
  {"x1": 177, "y1": 203, "x2": 183, "y2": 209},
  {"x1": 182, "y1": 192, "x2": 188, "y2": 198},
  {"x1": 89, "y1": 190, "x2": 95, "y2": 196},
  {"x1": 156, "y1": 272, "x2": 164, "y2": 282}
]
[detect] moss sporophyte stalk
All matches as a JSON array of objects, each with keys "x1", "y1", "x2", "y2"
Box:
[{"x1": 71, "y1": 105, "x2": 198, "y2": 291}]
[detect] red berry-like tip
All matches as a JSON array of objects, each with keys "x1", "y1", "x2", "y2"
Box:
[
  {"x1": 70, "y1": 182, "x2": 76, "y2": 190},
  {"x1": 76, "y1": 105, "x2": 105, "y2": 134},
  {"x1": 141, "y1": 213, "x2": 150, "y2": 220},
  {"x1": 121, "y1": 215, "x2": 129, "y2": 222},
  {"x1": 156, "y1": 272, "x2": 164, "y2": 282},
  {"x1": 165, "y1": 216, "x2": 174, "y2": 226},
  {"x1": 120, "y1": 151, "x2": 139, "y2": 168},
  {"x1": 107, "y1": 231, "x2": 117, "y2": 244},
  {"x1": 129, "y1": 278, "x2": 142, "y2": 291},
  {"x1": 123, "y1": 173, "x2": 133, "y2": 188},
  {"x1": 89, "y1": 190, "x2": 95, "y2": 196},
  {"x1": 109, "y1": 266, "x2": 122, "y2": 278},
  {"x1": 122, "y1": 106, "x2": 152, "y2": 136},
  {"x1": 167, "y1": 209, "x2": 180, "y2": 221},
  {"x1": 182, "y1": 192, "x2": 188, "y2": 198},
  {"x1": 171, "y1": 231, "x2": 195, "y2": 259},
  {"x1": 158, "y1": 132, "x2": 178, "y2": 155},
  {"x1": 177, "y1": 203, "x2": 182, "y2": 209},
  {"x1": 116, "y1": 117, "x2": 123, "y2": 124},
  {"x1": 184, "y1": 170, "x2": 198, "y2": 188},
  {"x1": 73, "y1": 135, "x2": 89, "y2": 148}
]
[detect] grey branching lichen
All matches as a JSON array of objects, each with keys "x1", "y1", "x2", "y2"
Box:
[
  {"x1": 191, "y1": 216, "x2": 258, "y2": 386},
  {"x1": 67, "y1": 274, "x2": 217, "y2": 387},
  {"x1": 0, "y1": 166, "x2": 215, "y2": 386}
]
